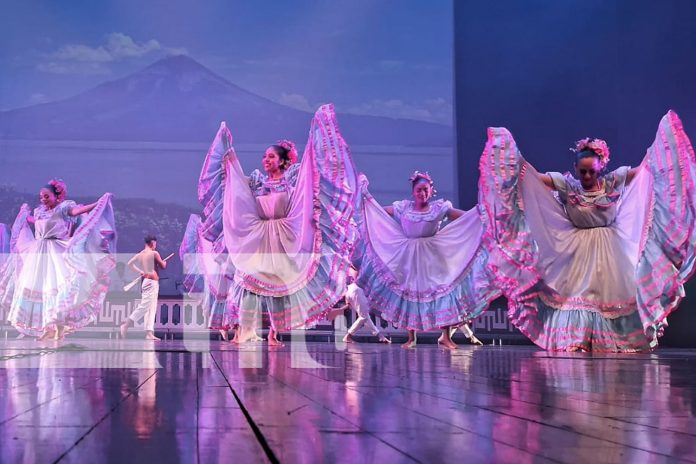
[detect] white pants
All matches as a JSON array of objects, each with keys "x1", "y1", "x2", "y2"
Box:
[
  {"x1": 129, "y1": 279, "x2": 159, "y2": 332},
  {"x1": 347, "y1": 313, "x2": 382, "y2": 337}
]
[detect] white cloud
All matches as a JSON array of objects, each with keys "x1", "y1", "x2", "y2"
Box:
[
  {"x1": 105, "y1": 33, "x2": 161, "y2": 59},
  {"x1": 423, "y1": 97, "x2": 453, "y2": 121},
  {"x1": 51, "y1": 44, "x2": 113, "y2": 62},
  {"x1": 38, "y1": 33, "x2": 186, "y2": 74},
  {"x1": 346, "y1": 98, "x2": 452, "y2": 125},
  {"x1": 277, "y1": 93, "x2": 313, "y2": 111}
]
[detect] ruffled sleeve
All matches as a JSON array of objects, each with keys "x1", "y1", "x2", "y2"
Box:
[
  {"x1": 547, "y1": 172, "x2": 569, "y2": 202},
  {"x1": 435, "y1": 199, "x2": 453, "y2": 220},
  {"x1": 391, "y1": 200, "x2": 409, "y2": 221},
  {"x1": 248, "y1": 169, "x2": 264, "y2": 196},
  {"x1": 59, "y1": 200, "x2": 79, "y2": 228},
  {"x1": 59, "y1": 200, "x2": 77, "y2": 218},
  {"x1": 284, "y1": 163, "x2": 301, "y2": 188},
  {"x1": 605, "y1": 166, "x2": 630, "y2": 194}
]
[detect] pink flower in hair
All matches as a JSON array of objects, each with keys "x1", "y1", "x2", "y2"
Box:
[
  {"x1": 275, "y1": 139, "x2": 298, "y2": 165},
  {"x1": 572, "y1": 138, "x2": 611, "y2": 168},
  {"x1": 48, "y1": 178, "x2": 68, "y2": 202}
]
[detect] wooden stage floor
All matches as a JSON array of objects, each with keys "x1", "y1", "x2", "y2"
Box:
[{"x1": 1, "y1": 339, "x2": 695, "y2": 463}]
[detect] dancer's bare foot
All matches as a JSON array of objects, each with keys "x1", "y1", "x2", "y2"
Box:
[
  {"x1": 467, "y1": 334, "x2": 483, "y2": 346},
  {"x1": 219, "y1": 329, "x2": 229, "y2": 341},
  {"x1": 438, "y1": 338, "x2": 458, "y2": 350},
  {"x1": 401, "y1": 329, "x2": 417, "y2": 349},
  {"x1": 232, "y1": 328, "x2": 258, "y2": 344},
  {"x1": 54, "y1": 326, "x2": 65, "y2": 341},
  {"x1": 37, "y1": 329, "x2": 56, "y2": 341},
  {"x1": 343, "y1": 333, "x2": 356, "y2": 343},
  {"x1": 401, "y1": 339, "x2": 416, "y2": 349},
  {"x1": 438, "y1": 329, "x2": 458, "y2": 350},
  {"x1": 119, "y1": 320, "x2": 131, "y2": 339},
  {"x1": 228, "y1": 325, "x2": 241, "y2": 343},
  {"x1": 145, "y1": 331, "x2": 161, "y2": 341},
  {"x1": 268, "y1": 329, "x2": 284, "y2": 347},
  {"x1": 567, "y1": 346, "x2": 587, "y2": 353},
  {"x1": 378, "y1": 335, "x2": 392, "y2": 344}
]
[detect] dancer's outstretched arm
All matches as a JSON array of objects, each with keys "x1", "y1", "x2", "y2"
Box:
[
  {"x1": 625, "y1": 165, "x2": 643, "y2": 186},
  {"x1": 538, "y1": 173, "x2": 555, "y2": 190},
  {"x1": 154, "y1": 251, "x2": 167, "y2": 269},
  {"x1": 447, "y1": 207, "x2": 466, "y2": 221},
  {"x1": 69, "y1": 201, "x2": 99, "y2": 216}
]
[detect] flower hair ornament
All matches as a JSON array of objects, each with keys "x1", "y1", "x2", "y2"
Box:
[
  {"x1": 47, "y1": 178, "x2": 67, "y2": 202},
  {"x1": 275, "y1": 139, "x2": 298, "y2": 166},
  {"x1": 571, "y1": 137, "x2": 610, "y2": 168},
  {"x1": 409, "y1": 170, "x2": 437, "y2": 196}
]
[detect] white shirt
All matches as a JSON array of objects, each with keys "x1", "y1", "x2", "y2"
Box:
[{"x1": 345, "y1": 283, "x2": 370, "y2": 318}]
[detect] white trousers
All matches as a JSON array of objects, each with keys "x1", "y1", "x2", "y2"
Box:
[
  {"x1": 347, "y1": 313, "x2": 382, "y2": 336},
  {"x1": 129, "y1": 279, "x2": 159, "y2": 332}
]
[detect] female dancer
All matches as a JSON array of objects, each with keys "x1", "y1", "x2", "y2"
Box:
[
  {"x1": 0, "y1": 179, "x2": 116, "y2": 340},
  {"x1": 479, "y1": 110, "x2": 696, "y2": 351},
  {"x1": 355, "y1": 171, "x2": 499, "y2": 349},
  {"x1": 182, "y1": 104, "x2": 357, "y2": 345}
]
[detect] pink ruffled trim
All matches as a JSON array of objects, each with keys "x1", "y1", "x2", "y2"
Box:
[
  {"x1": 358, "y1": 251, "x2": 500, "y2": 331},
  {"x1": 506, "y1": 300, "x2": 651, "y2": 353},
  {"x1": 538, "y1": 291, "x2": 637, "y2": 317},
  {"x1": 392, "y1": 199, "x2": 451, "y2": 223},
  {"x1": 566, "y1": 191, "x2": 620, "y2": 209},
  {"x1": 9, "y1": 254, "x2": 115, "y2": 336},
  {"x1": 636, "y1": 111, "x2": 696, "y2": 332},
  {"x1": 232, "y1": 258, "x2": 351, "y2": 331}
]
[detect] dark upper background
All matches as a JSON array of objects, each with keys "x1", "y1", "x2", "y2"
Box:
[
  {"x1": 454, "y1": 0, "x2": 696, "y2": 346},
  {"x1": 455, "y1": 0, "x2": 696, "y2": 205}
]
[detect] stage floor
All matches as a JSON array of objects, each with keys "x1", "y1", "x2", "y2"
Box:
[{"x1": 1, "y1": 339, "x2": 695, "y2": 463}]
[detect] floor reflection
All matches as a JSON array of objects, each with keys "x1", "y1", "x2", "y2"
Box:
[{"x1": 0, "y1": 341, "x2": 695, "y2": 462}]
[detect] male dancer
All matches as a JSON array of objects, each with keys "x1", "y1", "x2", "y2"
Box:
[
  {"x1": 120, "y1": 235, "x2": 167, "y2": 340},
  {"x1": 338, "y1": 267, "x2": 391, "y2": 344}
]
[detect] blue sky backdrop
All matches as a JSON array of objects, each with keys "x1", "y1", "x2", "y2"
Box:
[{"x1": 0, "y1": 0, "x2": 453, "y2": 125}]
